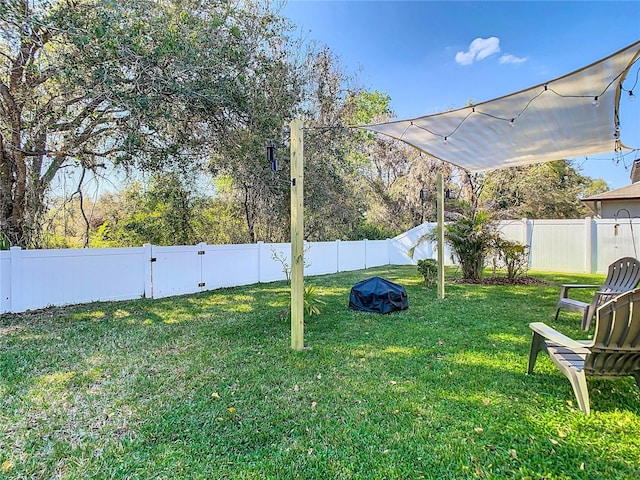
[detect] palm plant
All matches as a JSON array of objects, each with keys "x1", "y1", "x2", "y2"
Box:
[
  {"x1": 411, "y1": 200, "x2": 500, "y2": 281},
  {"x1": 443, "y1": 201, "x2": 500, "y2": 280}
]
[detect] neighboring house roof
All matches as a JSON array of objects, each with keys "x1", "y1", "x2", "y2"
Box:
[
  {"x1": 581, "y1": 183, "x2": 640, "y2": 202},
  {"x1": 581, "y1": 183, "x2": 640, "y2": 217}
]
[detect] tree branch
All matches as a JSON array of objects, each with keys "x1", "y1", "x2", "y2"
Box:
[{"x1": 50, "y1": 95, "x2": 109, "y2": 132}]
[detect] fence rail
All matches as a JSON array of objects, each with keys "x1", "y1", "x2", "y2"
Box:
[{"x1": 2, "y1": 218, "x2": 639, "y2": 314}]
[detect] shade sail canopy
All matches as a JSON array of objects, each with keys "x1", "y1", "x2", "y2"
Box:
[{"x1": 358, "y1": 41, "x2": 640, "y2": 173}]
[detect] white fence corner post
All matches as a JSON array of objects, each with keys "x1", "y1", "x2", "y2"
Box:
[
  {"x1": 364, "y1": 238, "x2": 368, "y2": 269},
  {"x1": 9, "y1": 246, "x2": 22, "y2": 313},
  {"x1": 585, "y1": 217, "x2": 596, "y2": 274},
  {"x1": 336, "y1": 239, "x2": 341, "y2": 273},
  {"x1": 143, "y1": 244, "x2": 153, "y2": 299},
  {"x1": 257, "y1": 241, "x2": 264, "y2": 283},
  {"x1": 522, "y1": 218, "x2": 533, "y2": 270}
]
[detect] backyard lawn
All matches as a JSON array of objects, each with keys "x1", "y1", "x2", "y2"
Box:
[{"x1": 1, "y1": 266, "x2": 639, "y2": 479}]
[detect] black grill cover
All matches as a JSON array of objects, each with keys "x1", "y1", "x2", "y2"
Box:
[{"x1": 348, "y1": 277, "x2": 409, "y2": 314}]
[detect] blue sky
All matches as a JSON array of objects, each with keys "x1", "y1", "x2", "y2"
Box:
[{"x1": 281, "y1": 0, "x2": 640, "y2": 189}]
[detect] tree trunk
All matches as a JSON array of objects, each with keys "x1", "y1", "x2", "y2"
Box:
[{"x1": 243, "y1": 184, "x2": 256, "y2": 244}]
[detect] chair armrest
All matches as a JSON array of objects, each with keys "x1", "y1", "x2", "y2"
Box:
[
  {"x1": 593, "y1": 289, "x2": 628, "y2": 302},
  {"x1": 559, "y1": 284, "x2": 599, "y2": 298},
  {"x1": 529, "y1": 322, "x2": 587, "y2": 349}
]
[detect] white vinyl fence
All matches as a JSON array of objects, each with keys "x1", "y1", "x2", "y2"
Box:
[
  {"x1": 0, "y1": 239, "x2": 398, "y2": 314},
  {"x1": 501, "y1": 218, "x2": 638, "y2": 274},
  {"x1": 2, "y1": 217, "x2": 639, "y2": 314},
  {"x1": 402, "y1": 218, "x2": 640, "y2": 275}
]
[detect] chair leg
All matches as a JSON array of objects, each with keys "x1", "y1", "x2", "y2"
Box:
[
  {"x1": 581, "y1": 304, "x2": 596, "y2": 331},
  {"x1": 527, "y1": 331, "x2": 546, "y2": 374},
  {"x1": 580, "y1": 310, "x2": 591, "y2": 331},
  {"x1": 554, "y1": 307, "x2": 561, "y2": 322},
  {"x1": 565, "y1": 369, "x2": 590, "y2": 415}
]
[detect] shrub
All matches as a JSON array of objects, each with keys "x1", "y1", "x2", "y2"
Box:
[
  {"x1": 417, "y1": 259, "x2": 438, "y2": 286},
  {"x1": 493, "y1": 239, "x2": 529, "y2": 281}
]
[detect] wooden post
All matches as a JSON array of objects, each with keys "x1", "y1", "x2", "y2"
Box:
[
  {"x1": 437, "y1": 172, "x2": 445, "y2": 299},
  {"x1": 290, "y1": 118, "x2": 304, "y2": 350}
]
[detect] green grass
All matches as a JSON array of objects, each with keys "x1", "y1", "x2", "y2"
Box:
[{"x1": 1, "y1": 266, "x2": 639, "y2": 479}]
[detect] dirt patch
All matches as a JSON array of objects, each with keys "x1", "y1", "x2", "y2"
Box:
[{"x1": 450, "y1": 276, "x2": 549, "y2": 286}]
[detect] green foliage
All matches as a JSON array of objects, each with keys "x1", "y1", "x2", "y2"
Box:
[
  {"x1": 345, "y1": 90, "x2": 393, "y2": 126},
  {"x1": 481, "y1": 160, "x2": 599, "y2": 219},
  {"x1": 38, "y1": 233, "x2": 76, "y2": 250},
  {"x1": 411, "y1": 199, "x2": 502, "y2": 282},
  {"x1": 0, "y1": 0, "x2": 302, "y2": 247},
  {"x1": 87, "y1": 173, "x2": 224, "y2": 247},
  {"x1": 417, "y1": 258, "x2": 438, "y2": 286},
  {"x1": 348, "y1": 222, "x2": 398, "y2": 240},
  {"x1": 303, "y1": 284, "x2": 326, "y2": 316},
  {"x1": 1, "y1": 266, "x2": 639, "y2": 478},
  {"x1": 89, "y1": 223, "x2": 115, "y2": 248},
  {"x1": 0, "y1": 232, "x2": 9, "y2": 250},
  {"x1": 443, "y1": 201, "x2": 500, "y2": 281},
  {"x1": 2, "y1": 0, "x2": 610, "y2": 249},
  {"x1": 492, "y1": 239, "x2": 529, "y2": 281}
]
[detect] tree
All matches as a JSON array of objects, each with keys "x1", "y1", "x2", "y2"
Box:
[
  {"x1": 208, "y1": 46, "x2": 370, "y2": 243},
  {"x1": 205, "y1": 10, "x2": 305, "y2": 243},
  {"x1": 299, "y1": 48, "x2": 369, "y2": 241},
  {"x1": 0, "y1": 0, "x2": 295, "y2": 247},
  {"x1": 89, "y1": 172, "x2": 204, "y2": 246},
  {"x1": 344, "y1": 90, "x2": 452, "y2": 234},
  {"x1": 480, "y1": 160, "x2": 605, "y2": 219}
]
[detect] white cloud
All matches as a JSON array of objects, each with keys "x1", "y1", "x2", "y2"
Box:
[
  {"x1": 455, "y1": 37, "x2": 501, "y2": 65},
  {"x1": 499, "y1": 54, "x2": 528, "y2": 65}
]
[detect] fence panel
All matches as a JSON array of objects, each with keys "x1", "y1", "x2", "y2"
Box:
[
  {"x1": 6, "y1": 247, "x2": 145, "y2": 312},
  {"x1": 337, "y1": 241, "x2": 367, "y2": 271},
  {"x1": 528, "y1": 220, "x2": 587, "y2": 272},
  {"x1": 365, "y1": 240, "x2": 391, "y2": 267},
  {"x1": 151, "y1": 245, "x2": 203, "y2": 299},
  {"x1": 306, "y1": 242, "x2": 338, "y2": 276},
  {"x1": 595, "y1": 219, "x2": 640, "y2": 272},
  {"x1": 260, "y1": 242, "x2": 290, "y2": 283},
  {"x1": 389, "y1": 223, "x2": 435, "y2": 265},
  {"x1": 497, "y1": 220, "x2": 527, "y2": 245},
  {"x1": 203, "y1": 244, "x2": 261, "y2": 289},
  {"x1": 7, "y1": 220, "x2": 640, "y2": 314}
]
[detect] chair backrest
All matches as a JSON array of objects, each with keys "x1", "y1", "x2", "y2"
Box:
[
  {"x1": 591, "y1": 257, "x2": 640, "y2": 314},
  {"x1": 602, "y1": 257, "x2": 640, "y2": 292},
  {"x1": 585, "y1": 288, "x2": 640, "y2": 377}
]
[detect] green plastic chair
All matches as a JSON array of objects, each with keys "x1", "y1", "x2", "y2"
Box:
[{"x1": 529, "y1": 288, "x2": 640, "y2": 414}]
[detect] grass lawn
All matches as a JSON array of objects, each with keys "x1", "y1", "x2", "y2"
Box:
[{"x1": 1, "y1": 265, "x2": 639, "y2": 479}]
